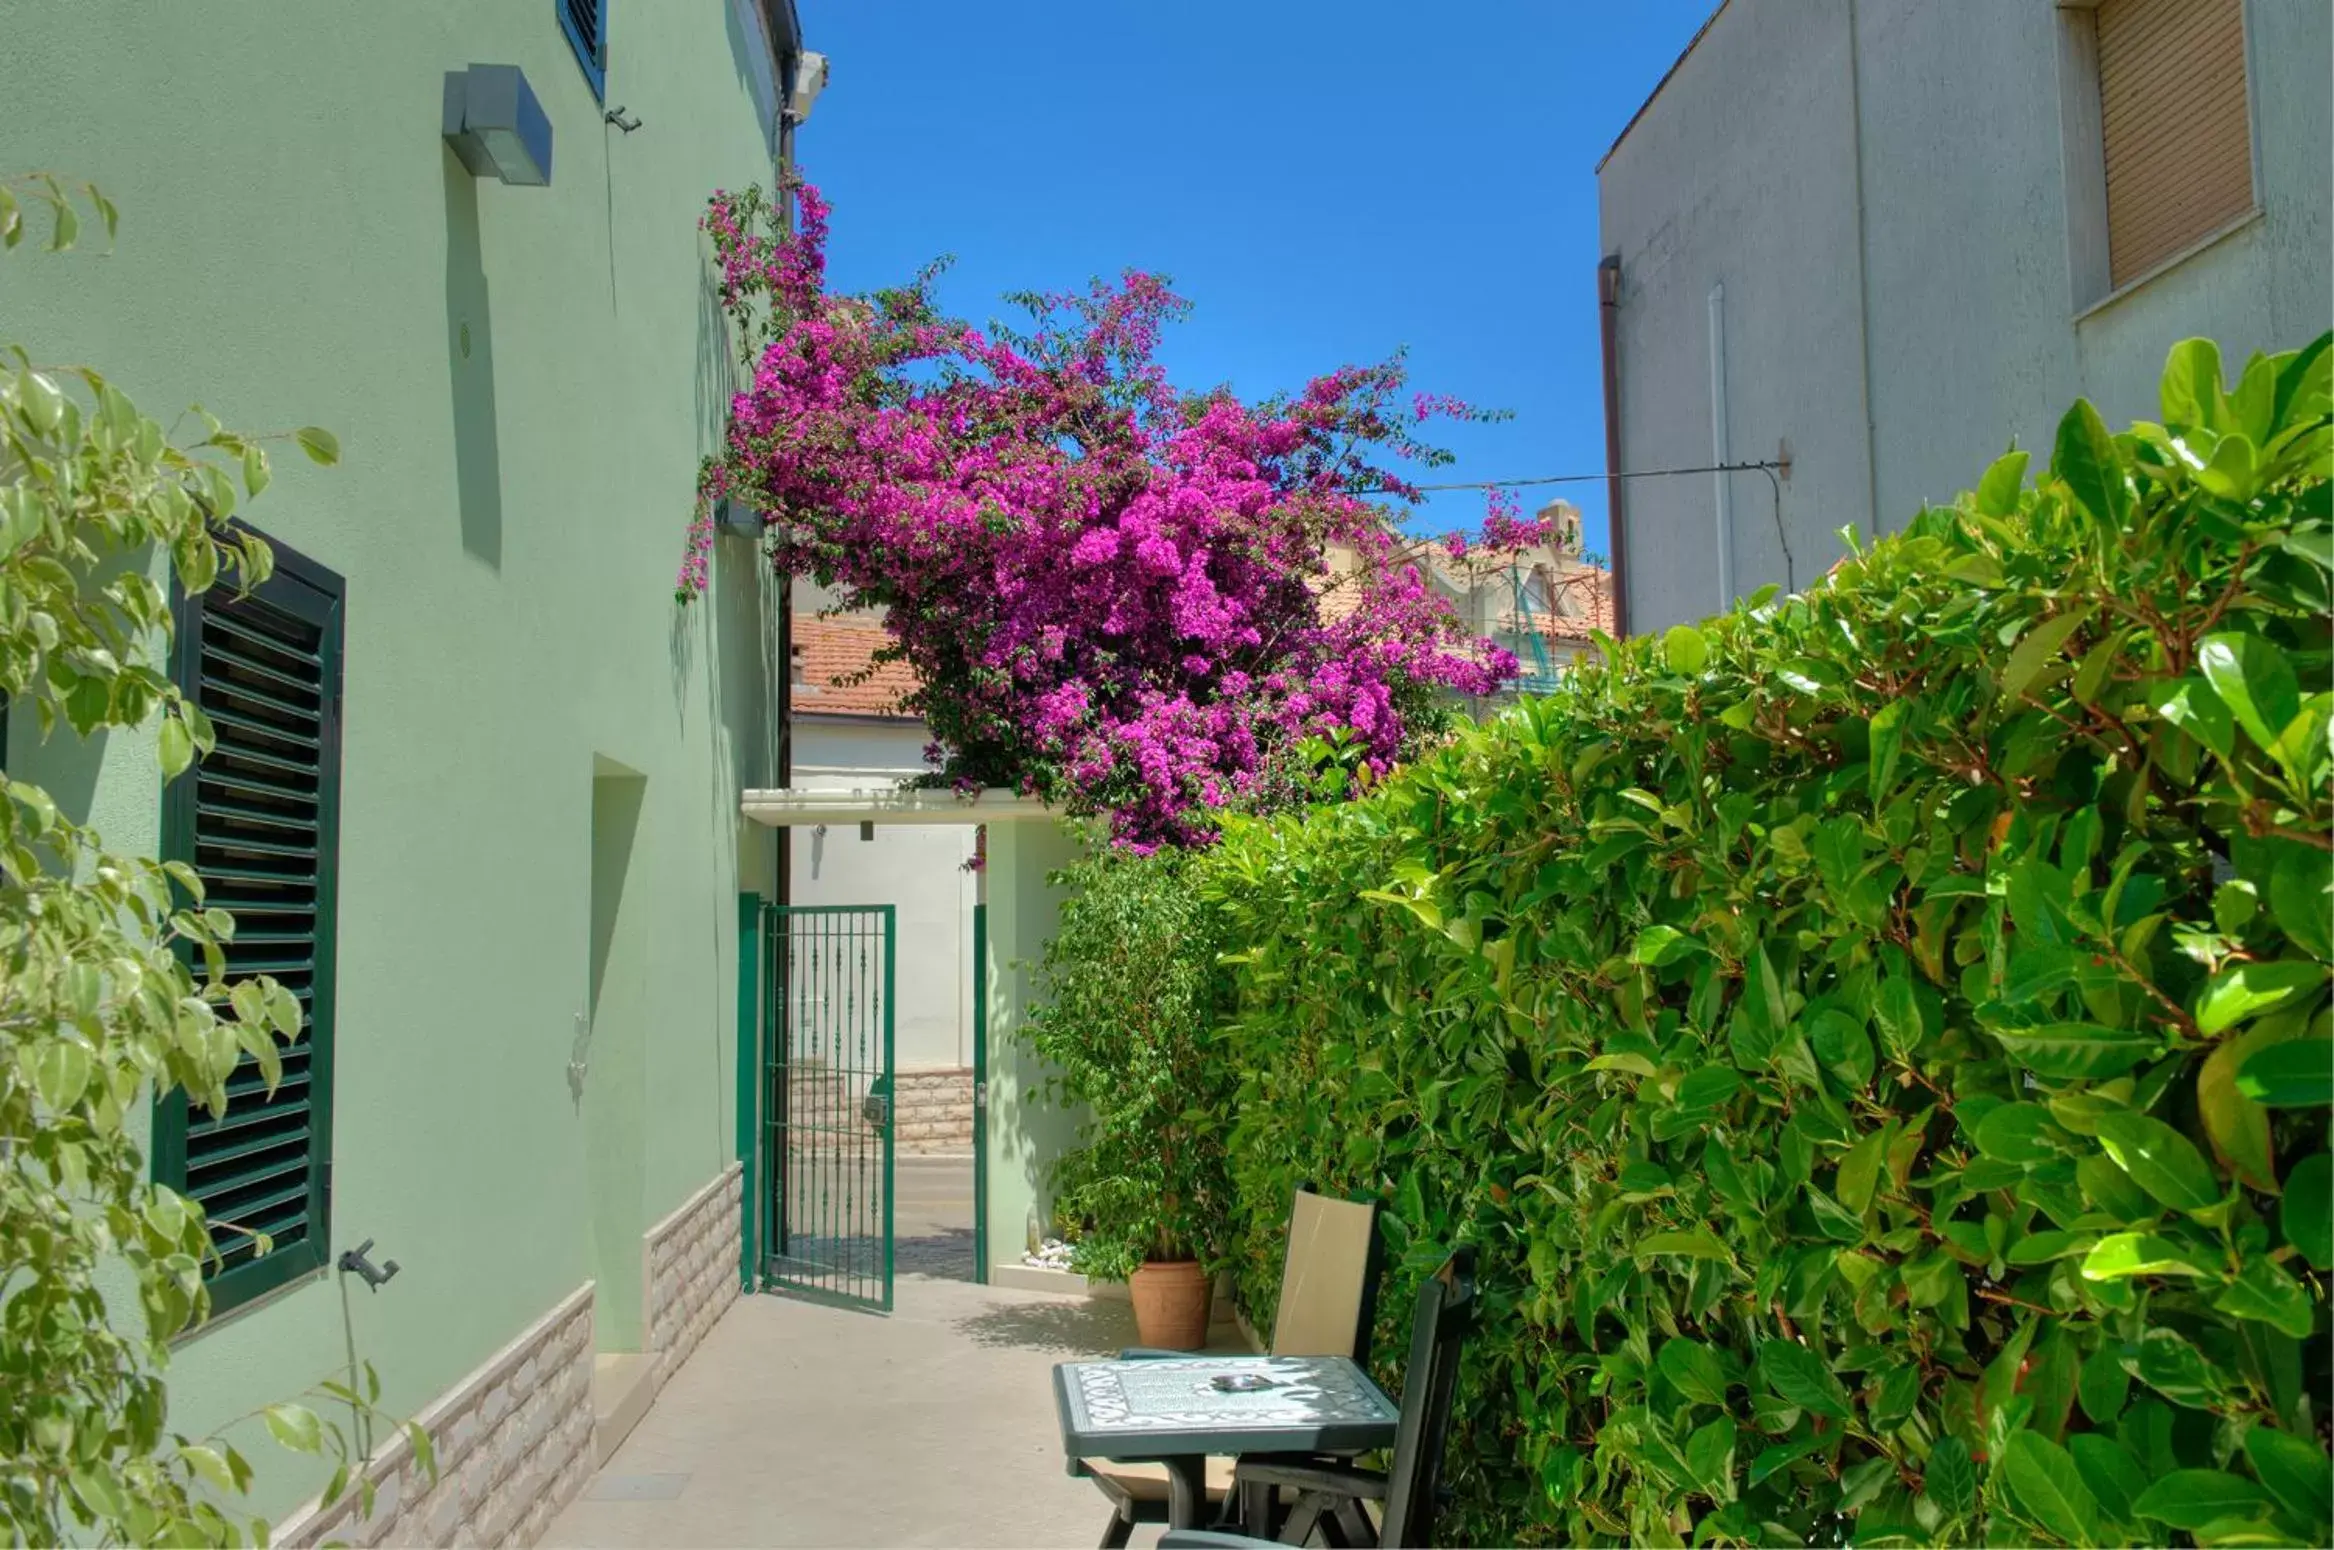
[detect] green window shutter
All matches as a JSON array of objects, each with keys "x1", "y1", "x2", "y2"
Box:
[
  {"x1": 558, "y1": 0, "x2": 608, "y2": 99},
  {"x1": 155, "y1": 531, "x2": 345, "y2": 1317}
]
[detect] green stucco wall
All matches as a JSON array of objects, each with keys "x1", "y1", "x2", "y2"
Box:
[{"x1": 0, "y1": 0, "x2": 782, "y2": 1518}]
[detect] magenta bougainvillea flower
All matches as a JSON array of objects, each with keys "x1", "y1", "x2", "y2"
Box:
[{"x1": 681, "y1": 180, "x2": 1561, "y2": 848}]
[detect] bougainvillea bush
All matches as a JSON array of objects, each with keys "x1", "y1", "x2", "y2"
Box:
[
  {"x1": 680, "y1": 180, "x2": 1555, "y2": 847},
  {"x1": 1196, "y1": 337, "x2": 2331, "y2": 1544}
]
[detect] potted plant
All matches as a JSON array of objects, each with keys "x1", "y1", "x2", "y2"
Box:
[{"x1": 1026, "y1": 846, "x2": 1234, "y2": 1348}]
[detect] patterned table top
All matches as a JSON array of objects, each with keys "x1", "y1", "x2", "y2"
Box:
[{"x1": 1054, "y1": 1355, "x2": 1398, "y2": 1462}]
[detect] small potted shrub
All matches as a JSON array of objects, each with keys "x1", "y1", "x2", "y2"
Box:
[{"x1": 1027, "y1": 846, "x2": 1233, "y2": 1348}]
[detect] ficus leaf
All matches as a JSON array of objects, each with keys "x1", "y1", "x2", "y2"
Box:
[
  {"x1": 1755, "y1": 1339, "x2": 1850, "y2": 1419},
  {"x1": 2069, "y1": 1434, "x2": 2148, "y2": 1526},
  {"x1": 2196, "y1": 961, "x2": 2325, "y2": 1037},
  {"x1": 2001, "y1": 607, "x2": 2093, "y2": 701},
  {"x1": 2130, "y1": 1470, "x2": 2271, "y2": 1531},
  {"x1": 2003, "y1": 1429, "x2": 2102, "y2": 1547},
  {"x1": 2095, "y1": 1111, "x2": 2222, "y2": 1214},
  {"x1": 1975, "y1": 448, "x2": 2031, "y2": 517},
  {"x1": 1662, "y1": 624, "x2": 1708, "y2": 675},
  {"x1": 2240, "y1": 1427, "x2": 2332, "y2": 1531},
  {"x1": 1633, "y1": 1228, "x2": 1733, "y2": 1263},
  {"x1": 1656, "y1": 1338, "x2": 1732, "y2": 1407},
  {"x1": 2197, "y1": 633, "x2": 2300, "y2": 758},
  {"x1": 2234, "y1": 1038, "x2": 2333, "y2": 1108},
  {"x1": 2196, "y1": 1032, "x2": 2279, "y2": 1192},
  {"x1": 1925, "y1": 1435, "x2": 1978, "y2": 1520},
  {"x1": 2280, "y1": 1151, "x2": 2332, "y2": 1268},
  {"x1": 2212, "y1": 1257, "x2": 2315, "y2": 1340},
  {"x1": 1991, "y1": 1023, "x2": 2159, "y2": 1080},
  {"x1": 2080, "y1": 1231, "x2": 2210, "y2": 1280},
  {"x1": 2053, "y1": 397, "x2": 2132, "y2": 530}
]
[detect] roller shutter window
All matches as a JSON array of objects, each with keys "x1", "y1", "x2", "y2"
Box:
[
  {"x1": 153, "y1": 534, "x2": 344, "y2": 1316},
  {"x1": 2098, "y1": 0, "x2": 2255, "y2": 289}
]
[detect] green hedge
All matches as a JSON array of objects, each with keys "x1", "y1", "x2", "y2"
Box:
[{"x1": 1196, "y1": 338, "x2": 2332, "y2": 1546}]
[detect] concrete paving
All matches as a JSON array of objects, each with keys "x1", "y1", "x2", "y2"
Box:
[{"x1": 545, "y1": 1156, "x2": 1174, "y2": 1549}]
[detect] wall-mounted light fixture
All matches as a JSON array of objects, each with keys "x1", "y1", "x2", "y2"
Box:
[
  {"x1": 443, "y1": 64, "x2": 554, "y2": 187},
  {"x1": 788, "y1": 51, "x2": 829, "y2": 122},
  {"x1": 713, "y1": 497, "x2": 763, "y2": 537}
]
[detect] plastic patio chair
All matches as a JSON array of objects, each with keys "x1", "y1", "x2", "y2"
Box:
[
  {"x1": 1156, "y1": 1246, "x2": 1477, "y2": 1550},
  {"x1": 1084, "y1": 1188, "x2": 1383, "y2": 1548}
]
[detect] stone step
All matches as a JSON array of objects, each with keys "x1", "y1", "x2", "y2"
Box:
[{"x1": 591, "y1": 1353, "x2": 657, "y2": 1466}]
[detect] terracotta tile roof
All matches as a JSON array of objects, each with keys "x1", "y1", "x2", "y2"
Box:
[
  {"x1": 787, "y1": 561, "x2": 1612, "y2": 723},
  {"x1": 1532, "y1": 566, "x2": 1615, "y2": 642},
  {"x1": 791, "y1": 618, "x2": 920, "y2": 720}
]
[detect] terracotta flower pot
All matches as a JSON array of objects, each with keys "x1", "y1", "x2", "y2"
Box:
[{"x1": 1128, "y1": 1259, "x2": 1211, "y2": 1350}]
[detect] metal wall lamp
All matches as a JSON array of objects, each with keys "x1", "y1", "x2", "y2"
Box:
[
  {"x1": 713, "y1": 497, "x2": 763, "y2": 537},
  {"x1": 443, "y1": 64, "x2": 554, "y2": 187}
]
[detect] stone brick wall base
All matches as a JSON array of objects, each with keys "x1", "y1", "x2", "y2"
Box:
[
  {"x1": 646, "y1": 1161, "x2": 743, "y2": 1384},
  {"x1": 277, "y1": 1165, "x2": 744, "y2": 1548},
  {"x1": 894, "y1": 1067, "x2": 973, "y2": 1153},
  {"x1": 784, "y1": 1060, "x2": 972, "y2": 1155},
  {"x1": 280, "y1": 1282, "x2": 595, "y2": 1549}
]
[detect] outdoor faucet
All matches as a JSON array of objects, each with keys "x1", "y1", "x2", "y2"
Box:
[{"x1": 337, "y1": 1239, "x2": 401, "y2": 1292}]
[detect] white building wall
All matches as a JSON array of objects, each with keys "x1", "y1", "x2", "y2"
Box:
[
  {"x1": 1599, "y1": 0, "x2": 2333, "y2": 637},
  {"x1": 788, "y1": 716, "x2": 976, "y2": 1073}
]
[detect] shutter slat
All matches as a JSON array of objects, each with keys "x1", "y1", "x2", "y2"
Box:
[
  {"x1": 220, "y1": 927, "x2": 316, "y2": 947},
  {"x1": 185, "y1": 1120, "x2": 314, "y2": 1178},
  {"x1": 198, "y1": 797, "x2": 318, "y2": 836},
  {"x1": 201, "y1": 706, "x2": 321, "y2": 756},
  {"x1": 189, "y1": 1089, "x2": 310, "y2": 1142},
  {"x1": 2099, "y1": 31, "x2": 2242, "y2": 121},
  {"x1": 191, "y1": 1140, "x2": 311, "y2": 1202},
  {"x1": 200, "y1": 833, "x2": 319, "y2": 863},
  {"x1": 202, "y1": 610, "x2": 322, "y2": 670},
  {"x1": 197, "y1": 768, "x2": 319, "y2": 812},
  {"x1": 201, "y1": 1177, "x2": 314, "y2": 1233},
  {"x1": 196, "y1": 664, "x2": 321, "y2": 726},
  {"x1": 218, "y1": 953, "x2": 316, "y2": 977},
  {"x1": 205, "y1": 739, "x2": 320, "y2": 784},
  {"x1": 564, "y1": 0, "x2": 604, "y2": 61},
  {"x1": 202, "y1": 897, "x2": 315, "y2": 921},
  {"x1": 197, "y1": 863, "x2": 318, "y2": 888}
]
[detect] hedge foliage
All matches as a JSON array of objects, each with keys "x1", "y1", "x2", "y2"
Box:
[{"x1": 1192, "y1": 337, "x2": 2332, "y2": 1546}]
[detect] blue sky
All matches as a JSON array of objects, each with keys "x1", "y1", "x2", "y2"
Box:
[{"x1": 796, "y1": 3, "x2": 1714, "y2": 560}]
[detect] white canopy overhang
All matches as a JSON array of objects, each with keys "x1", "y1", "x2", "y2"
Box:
[{"x1": 738, "y1": 786, "x2": 1057, "y2": 827}]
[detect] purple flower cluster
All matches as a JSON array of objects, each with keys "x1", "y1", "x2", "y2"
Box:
[{"x1": 683, "y1": 181, "x2": 1539, "y2": 848}]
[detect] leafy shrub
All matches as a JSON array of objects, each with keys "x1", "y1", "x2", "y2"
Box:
[
  {"x1": 1196, "y1": 336, "x2": 2332, "y2": 1545},
  {"x1": 1025, "y1": 843, "x2": 1238, "y2": 1279}
]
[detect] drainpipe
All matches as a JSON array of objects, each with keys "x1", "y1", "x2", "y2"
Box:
[
  {"x1": 1596, "y1": 255, "x2": 1630, "y2": 638},
  {"x1": 774, "y1": 74, "x2": 799, "y2": 912},
  {"x1": 1846, "y1": 0, "x2": 1882, "y2": 536},
  {"x1": 1707, "y1": 282, "x2": 1734, "y2": 610}
]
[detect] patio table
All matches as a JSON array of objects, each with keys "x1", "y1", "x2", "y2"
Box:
[{"x1": 1053, "y1": 1354, "x2": 1400, "y2": 1530}]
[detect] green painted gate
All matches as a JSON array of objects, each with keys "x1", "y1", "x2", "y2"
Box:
[{"x1": 761, "y1": 902, "x2": 896, "y2": 1312}]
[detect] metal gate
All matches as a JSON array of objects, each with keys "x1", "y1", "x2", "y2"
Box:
[{"x1": 762, "y1": 903, "x2": 896, "y2": 1311}]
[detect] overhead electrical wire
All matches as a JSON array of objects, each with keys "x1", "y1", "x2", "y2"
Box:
[{"x1": 1358, "y1": 458, "x2": 1797, "y2": 593}]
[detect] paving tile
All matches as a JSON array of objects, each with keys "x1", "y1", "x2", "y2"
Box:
[{"x1": 545, "y1": 1159, "x2": 1160, "y2": 1549}]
